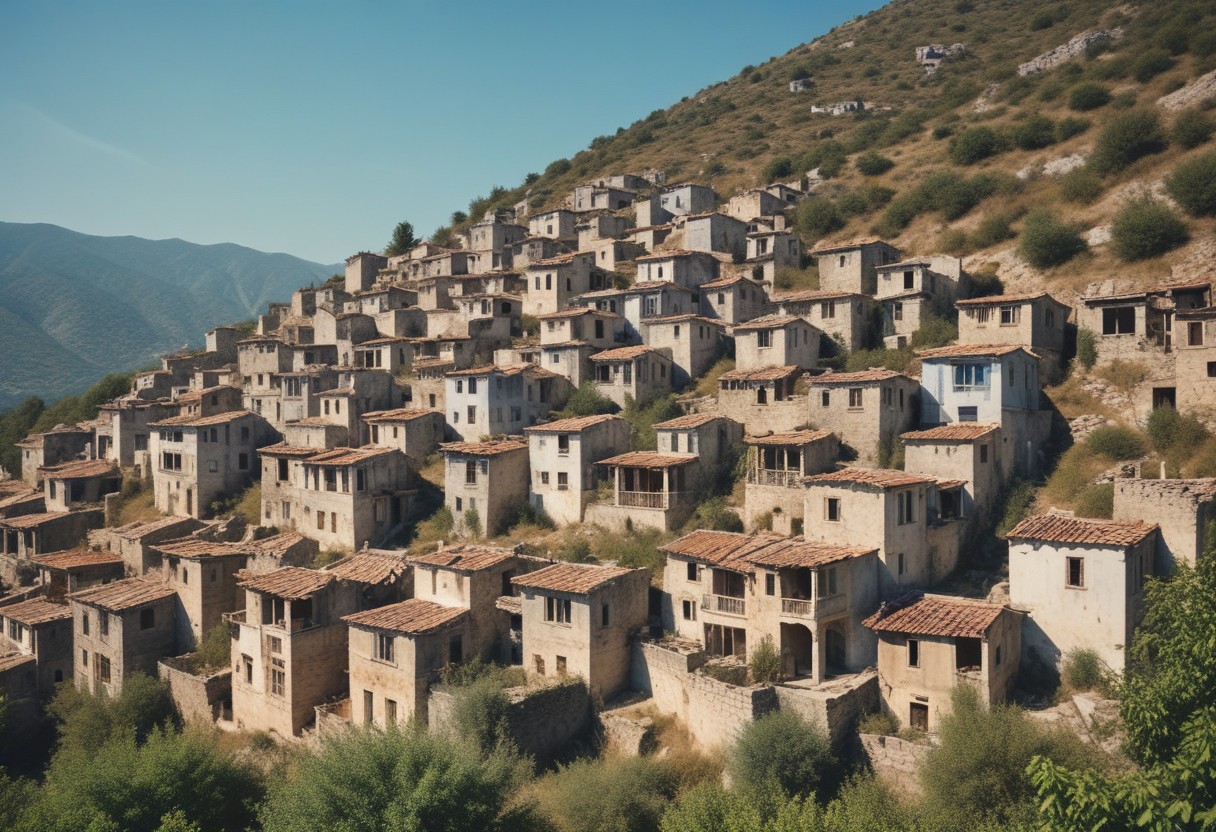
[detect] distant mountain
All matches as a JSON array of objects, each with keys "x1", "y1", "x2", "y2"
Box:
[{"x1": 0, "y1": 222, "x2": 339, "y2": 409}]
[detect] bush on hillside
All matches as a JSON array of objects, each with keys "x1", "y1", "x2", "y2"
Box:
[
  {"x1": 1011, "y1": 115, "x2": 1057, "y2": 150},
  {"x1": 1059, "y1": 167, "x2": 1104, "y2": 203},
  {"x1": 1018, "y1": 209, "x2": 1087, "y2": 268},
  {"x1": 1131, "y1": 48, "x2": 1176, "y2": 82},
  {"x1": 855, "y1": 151, "x2": 895, "y2": 176},
  {"x1": 1146, "y1": 405, "x2": 1210, "y2": 456},
  {"x1": 970, "y1": 211, "x2": 1018, "y2": 248},
  {"x1": 1173, "y1": 109, "x2": 1214, "y2": 149},
  {"x1": 1068, "y1": 82, "x2": 1111, "y2": 111},
  {"x1": 1165, "y1": 150, "x2": 1216, "y2": 216},
  {"x1": 762, "y1": 156, "x2": 795, "y2": 182},
  {"x1": 1062, "y1": 648, "x2": 1115, "y2": 694},
  {"x1": 1085, "y1": 425, "x2": 1146, "y2": 460},
  {"x1": 557, "y1": 381, "x2": 619, "y2": 418},
  {"x1": 1089, "y1": 110, "x2": 1168, "y2": 175},
  {"x1": 1055, "y1": 116, "x2": 1091, "y2": 141},
  {"x1": 795, "y1": 197, "x2": 845, "y2": 239},
  {"x1": 1076, "y1": 328, "x2": 1098, "y2": 369},
  {"x1": 949, "y1": 126, "x2": 1008, "y2": 165},
  {"x1": 1110, "y1": 197, "x2": 1189, "y2": 261},
  {"x1": 537, "y1": 756, "x2": 680, "y2": 832}
]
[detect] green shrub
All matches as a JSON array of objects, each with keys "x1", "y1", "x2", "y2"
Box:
[
  {"x1": 1059, "y1": 167, "x2": 1103, "y2": 202},
  {"x1": 538, "y1": 757, "x2": 679, "y2": 832},
  {"x1": 1173, "y1": 109, "x2": 1214, "y2": 149},
  {"x1": 1011, "y1": 115, "x2": 1057, "y2": 150},
  {"x1": 557, "y1": 381, "x2": 620, "y2": 418},
  {"x1": 463, "y1": 507, "x2": 482, "y2": 537},
  {"x1": 995, "y1": 479, "x2": 1036, "y2": 536},
  {"x1": 1110, "y1": 197, "x2": 1189, "y2": 261},
  {"x1": 1131, "y1": 48, "x2": 1175, "y2": 82},
  {"x1": 749, "y1": 635, "x2": 781, "y2": 684},
  {"x1": 949, "y1": 126, "x2": 1008, "y2": 164},
  {"x1": 763, "y1": 156, "x2": 795, "y2": 182},
  {"x1": 729, "y1": 710, "x2": 839, "y2": 799},
  {"x1": 1030, "y1": 8, "x2": 1058, "y2": 30},
  {"x1": 1055, "y1": 116, "x2": 1091, "y2": 141},
  {"x1": 970, "y1": 211, "x2": 1017, "y2": 248},
  {"x1": 1076, "y1": 328, "x2": 1097, "y2": 369},
  {"x1": 1085, "y1": 425, "x2": 1145, "y2": 460},
  {"x1": 1062, "y1": 648, "x2": 1114, "y2": 693},
  {"x1": 795, "y1": 197, "x2": 845, "y2": 239},
  {"x1": 193, "y1": 623, "x2": 231, "y2": 672},
  {"x1": 1018, "y1": 209, "x2": 1087, "y2": 268},
  {"x1": 1146, "y1": 405, "x2": 1210, "y2": 455},
  {"x1": 450, "y1": 676, "x2": 513, "y2": 753},
  {"x1": 1068, "y1": 82, "x2": 1111, "y2": 111},
  {"x1": 858, "y1": 711, "x2": 900, "y2": 736},
  {"x1": 1089, "y1": 110, "x2": 1168, "y2": 175},
  {"x1": 682, "y1": 496, "x2": 743, "y2": 533},
  {"x1": 855, "y1": 151, "x2": 895, "y2": 176},
  {"x1": 1165, "y1": 150, "x2": 1216, "y2": 216}
]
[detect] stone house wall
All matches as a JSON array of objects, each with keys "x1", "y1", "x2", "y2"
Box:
[
  {"x1": 1112, "y1": 477, "x2": 1215, "y2": 570},
  {"x1": 158, "y1": 657, "x2": 231, "y2": 725},
  {"x1": 809, "y1": 378, "x2": 919, "y2": 467}
]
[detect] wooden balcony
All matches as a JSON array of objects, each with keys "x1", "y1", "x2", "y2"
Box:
[
  {"x1": 617, "y1": 490, "x2": 671, "y2": 509},
  {"x1": 702, "y1": 593, "x2": 746, "y2": 616},
  {"x1": 780, "y1": 598, "x2": 814, "y2": 618},
  {"x1": 749, "y1": 469, "x2": 802, "y2": 487}
]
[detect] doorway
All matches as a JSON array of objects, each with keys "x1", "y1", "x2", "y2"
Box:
[{"x1": 909, "y1": 702, "x2": 929, "y2": 732}]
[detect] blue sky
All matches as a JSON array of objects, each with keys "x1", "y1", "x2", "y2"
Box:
[{"x1": 0, "y1": 1, "x2": 881, "y2": 264}]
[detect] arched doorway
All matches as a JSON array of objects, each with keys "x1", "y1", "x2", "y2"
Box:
[{"x1": 780, "y1": 622, "x2": 814, "y2": 678}]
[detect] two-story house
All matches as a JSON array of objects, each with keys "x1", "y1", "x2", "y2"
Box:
[{"x1": 525, "y1": 415, "x2": 631, "y2": 526}]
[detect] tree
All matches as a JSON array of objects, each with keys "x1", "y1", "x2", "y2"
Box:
[
  {"x1": 385, "y1": 221, "x2": 418, "y2": 257},
  {"x1": 729, "y1": 710, "x2": 839, "y2": 801},
  {"x1": 261, "y1": 726, "x2": 536, "y2": 832},
  {"x1": 47, "y1": 672, "x2": 177, "y2": 757},
  {"x1": 1110, "y1": 197, "x2": 1189, "y2": 261},
  {"x1": 1166, "y1": 150, "x2": 1216, "y2": 217}
]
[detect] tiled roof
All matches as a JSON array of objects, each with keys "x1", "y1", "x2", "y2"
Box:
[
  {"x1": 636, "y1": 249, "x2": 706, "y2": 261},
  {"x1": 652, "y1": 413, "x2": 727, "y2": 430},
  {"x1": 743, "y1": 429, "x2": 834, "y2": 446},
  {"x1": 305, "y1": 447, "x2": 399, "y2": 466},
  {"x1": 150, "y1": 410, "x2": 255, "y2": 428},
  {"x1": 803, "y1": 468, "x2": 935, "y2": 489},
  {"x1": 642, "y1": 314, "x2": 726, "y2": 327},
  {"x1": 363, "y1": 408, "x2": 437, "y2": 423},
  {"x1": 864, "y1": 592, "x2": 1008, "y2": 638},
  {"x1": 512, "y1": 562, "x2": 639, "y2": 595},
  {"x1": 718, "y1": 365, "x2": 801, "y2": 383},
  {"x1": 326, "y1": 551, "x2": 407, "y2": 585},
  {"x1": 0, "y1": 653, "x2": 36, "y2": 673},
  {"x1": 70, "y1": 578, "x2": 176, "y2": 611},
  {"x1": 524, "y1": 414, "x2": 624, "y2": 433},
  {"x1": 809, "y1": 237, "x2": 895, "y2": 254},
  {"x1": 248, "y1": 532, "x2": 310, "y2": 557},
  {"x1": 916, "y1": 344, "x2": 1037, "y2": 359},
  {"x1": 440, "y1": 440, "x2": 527, "y2": 457},
  {"x1": 175, "y1": 384, "x2": 240, "y2": 403},
  {"x1": 111, "y1": 515, "x2": 198, "y2": 539},
  {"x1": 661, "y1": 529, "x2": 874, "y2": 573},
  {"x1": 152, "y1": 539, "x2": 250, "y2": 559},
  {"x1": 597, "y1": 451, "x2": 698, "y2": 469},
  {"x1": 590, "y1": 345, "x2": 661, "y2": 361},
  {"x1": 343, "y1": 598, "x2": 468, "y2": 634},
  {"x1": 446, "y1": 363, "x2": 559, "y2": 379},
  {"x1": 239, "y1": 567, "x2": 334, "y2": 600},
  {"x1": 38, "y1": 459, "x2": 118, "y2": 479},
  {"x1": 699, "y1": 273, "x2": 759, "y2": 289},
  {"x1": 32, "y1": 548, "x2": 123, "y2": 570},
  {"x1": 956, "y1": 292, "x2": 1061, "y2": 307},
  {"x1": 529, "y1": 254, "x2": 577, "y2": 267},
  {"x1": 255, "y1": 443, "x2": 321, "y2": 458},
  {"x1": 1006, "y1": 515, "x2": 1157, "y2": 547},
  {"x1": 733, "y1": 314, "x2": 805, "y2": 332},
  {"x1": 0, "y1": 597, "x2": 72, "y2": 626},
  {"x1": 409, "y1": 544, "x2": 517, "y2": 572},
  {"x1": 902, "y1": 424, "x2": 1000, "y2": 442},
  {"x1": 0, "y1": 511, "x2": 74, "y2": 530},
  {"x1": 0, "y1": 490, "x2": 43, "y2": 512},
  {"x1": 536, "y1": 307, "x2": 611, "y2": 320},
  {"x1": 809, "y1": 369, "x2": 910, "y2": 385}
]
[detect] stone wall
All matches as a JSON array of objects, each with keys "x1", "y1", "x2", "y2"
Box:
[
  {"x1": 859, "y1": 733, "x2": 934, "y2": 795},
  {"x1": 158, "y1": 656, "x2": 231, "y2": 725},
  {"x1": 774, "y1": 671, "x2": 879, "y2": 747}
]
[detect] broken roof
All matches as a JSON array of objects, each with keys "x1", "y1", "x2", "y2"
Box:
[
  {"x1": 239, "y1": 567, "x2": 334, "y2": 600},
  {"x1": 809, "y1": 237, "x2": 896, "y2": 254},
  {"x1": 440, "y1": 440, "x2": 528, "y2": 457},
  {"x1": 661, "y1": 529, "x2": 874, "y2": 573},
  {"x1": 304, "y1": 446, "x2": 400, "y2": 466},
  {"x1": 597, "y1": 451, "x2": 698, "y2": 469},
  {"x1": 1006, "y1": 515, "x2": 1157, "y2": 547},
  {"x1": 956, "y1": 292, "x2": 1064, "y2": 307},
  {"x1": 803, "y1": 468, "x2": 935, "y2": 489},
  {"x1": 325, "y1": 551, "x2": 408, "y2": 585},
  {"x1": 652, "y1": 413, "x2": 729, "y2": 430},
  {"x1": 446, "y1": 363, "x2": 559, "y2": 379},
  {"x1": 524, "y1": 414, "x2": 624, "y2": 434},
  {"x1": 150, "y1": 410, "x2": 255, "y2": 428},
  {"x1": 635, "y1": 249, "x2": 709, "y2": 262},
  {"x1": 362, "y1": 408, "x2": 439, "y2": 423},
  {"x1": 743, "y1": 429, "x2": 834, "y2": 446},
  {"x1": 37, "y1": 459, "x2": 119, "y2": 480},
  {"x1": 32, "y1": 548, "x2": 123, "y2": 571},
  {"x1": 718, "y1": 365, "x2": 801, "y2": 383},
  {"x1": 699, "y1": 273, "x2": 761, "y2": 290},
  {"x1": 70, "y1": 578, "x2": 176, "y2": 611},
  {"x1": 589, "y1": 345, "x2": 664, "y2": 362},
  {"x1": 777, "y1": 289, "x2": 866, "y2": 303},
  {"x1": 0, "y1": 597, "x2": 72, "y2": 626},
  {"x1": 409, "y1": 544, "x2": 517, "y2": 573},
  {"x1": 809, "y1": 369, "x2": 911, "y2": 385},
  {"x1": 0, "y1": 511, "x2": 76, "y2": 530},
  {"x1": 902, "y1": 423, "x2": 1001, "y2": 442},
  {"x1": 512, "y1": 562, "x2": 640, "y2": 595},
  {"x1": 152, "y1": 538, "x2": 251, "y2": 559},
  {"x1": 536, "y1": 307, "x2": 620, "y2": 320},
  {"x1": 343, "y1": 598, "x2": 468, "y2": 635},
  {"x1": 864, "y1": 592, "x2": 1009, "y2": 638},
  {"x1": 733, "y1": 314, "x2": 806, "y2": 332}
]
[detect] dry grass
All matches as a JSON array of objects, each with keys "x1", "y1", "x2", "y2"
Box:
[
  {"x1": 1044, "y1": 373, "x2": 1117, "y2": 422},
  {"x1": 114, "y1": 484, "x2": 162, "y2": 526},
  {"x1": 417, "y1": 453, "x2": 445, "y2": 488},
  {"x1": 690, "y1": 357, "x2": 735, "y2": 397}
]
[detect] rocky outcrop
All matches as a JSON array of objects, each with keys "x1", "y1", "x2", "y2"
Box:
[
  {"x1": 1157, "y1": 68, "x2": 1216, "y2": 111},
  {"x1": 1017, "y1": 29, "x2": 1122, "y2": 76}
]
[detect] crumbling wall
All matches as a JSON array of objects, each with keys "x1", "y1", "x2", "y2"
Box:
[
  {"x1": 158, "y1": 657, "x2": 231, "y2": 725},
  {"x1": 859, "y1": 733, "x2": 933, "y2": 795},
  {"x1": 773, "y1": 671, "x2": 879, "y2": 747}
]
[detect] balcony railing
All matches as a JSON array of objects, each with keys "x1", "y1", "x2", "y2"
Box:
[
  {"x1": 702, "y1": 593, "x2": 746, "y2": 616},
  {"x1": 781, "y1": 598, "x2": 814, "y2": 618},
  {"x1": 749, "y1": 469, "x2": 802, "y2": 487},
  {"x1": 617, "y1": 490, "x2": 671, "y2": 509}
]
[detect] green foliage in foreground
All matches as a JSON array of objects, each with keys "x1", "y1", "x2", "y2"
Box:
[{"x1": 730, "y1": 710, "x2": 840, "y2": 801}]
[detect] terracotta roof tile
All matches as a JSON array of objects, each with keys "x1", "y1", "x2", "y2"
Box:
[
  {"x1": 38, "y1": 459, "x2": 119, "y2": 479},
  {"x1": 810, "y1": 237, "x2": 896, "y2": 254},
  {"x1": 409, "y1": 544, "x2": 517, "y2": 572},
  {"x1": 248, "y1": 532, "x2": 311, "y2": 557},
  {"x1": 1, "y1": 511, "x2": 75, "y2": 529},
  {"x1": 536, "y1": 307, "x2": 618, "y2": 320},
  {"x1": 718, "y1": 365, "x2": 801, "y2": 383},
  {"x1": 597, "y1": 451, "x2": 698, "y2": 468},
  {"x1": 150, "y1": 410, "x2": 256, "y2": 428},
  {"x1": 635, "y1": 249, "x2": 709, "y2": 262},
  {"x1": 440, "y1": 440, "x2": 527, "y2": 457},
  {"x1": 955, "y1": 292, "x2": 1062, "y2": 307},
  {"x1": 239, "y1": 567, "x2": 334, "y2": 600},
  {"x1": 32, "y1": 548, "x2": 123, "y2": 570},
  {"x1": 512, "y1": 562, "x2": 641, "y2": 595},
  {"x1": 733, "y1": 314, "x2": 806, "y2": 332},
  {"x1": 803, "y1": 468, "x2": 935, "y2": 489},
  {"x1": 661, "y1": 529, "x2": 874, "y2": 573},
  {"x1": 152, "y1": 539, "x2": 251, "y2": 559},
  {"x1": 809, "y1": 369, "x2": 911, "y2": 385},
  {"x1": 590, "y1": 345, "x2": 663, "y2": 361},
  {"x1": 446, "y1": 364, "x2": 559, "y2": 379},
  {"x1": 700, "y1": 273, "x2": 761, "y2": 289},
  {"x1": 916, "y1": 344, "x2": 1037, "y2": 359},
  {"x1": 524, "y1": 414, "x2": 625, "y2": 433},
  {"x1": 343, "y1": 598, "x2": 468, "y2": 634},
  {"x1": 652, "y1": 413, "x2": 730, "y2": 430},
  {"x1": 326, "y1": 551, "x2": 408, "y2": 585},
  {"x1": 70, "y1": 578, "x2": 176, "y2": 611},
  {"x1": 0, "y1": 653, "x2": 36, "y2": 673},
  {"x1": 363, "y1": 408, "x2": 439, "y2": 423},
  {"x1": 902, "y1": 424, "x2": 1000, "y2": 441},
  {"x1": 864, "y1": 592, "x2": 1009, "y2": 638},
  {"x1": 305, "y1": 446, "x2": 400, "y2": 466},
  {"x1": 1006, "y1": 515, "x2": 1157, "y2": 547},
  {"x1": 0, "y1": 597, "x2": 72, "y2": 625},
  {"x1": 257, "y1": 443, "x2": 328, "y2": 458},
  {"x1": 743, "y1": 429, "x2": 834, "y2": 446},
  {"x1": 642, "y1": 314, "x2": 726, "y2": 327}
]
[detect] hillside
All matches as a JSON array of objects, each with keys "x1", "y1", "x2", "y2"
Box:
[
  {"x1": 437, "y1": 0, "x2": 1216, "y2": 303},
  {"x1": 0, "y1": 222, "x2": 339, "y2": 409}
]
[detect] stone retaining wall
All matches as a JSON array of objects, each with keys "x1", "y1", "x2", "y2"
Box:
[
  {"x1": 158, "y1": 657, "x2": 231, "y2": 725},
  {"x1": 859, "y1": 733, "x2": 933, "y2": 795}
]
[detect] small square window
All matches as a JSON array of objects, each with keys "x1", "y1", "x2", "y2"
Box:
[
  {"x1": 764, "y1": 574, "x2": 775, "y2": 596},
  {"x1": 682, "y1": 599, "x2": 696, "y2": 621},
  {"x1": 686, "y1": 562, "x2": 698, "y2": 581},
  {"x1": 826, "y1": 498, "x2": 841, "y2": 521}
]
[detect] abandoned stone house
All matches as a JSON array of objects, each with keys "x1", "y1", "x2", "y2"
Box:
[
  {"x1": 0, "y1": 509, "x2": 105, "y2": 564},
  {"x1": 865, "y1": 592, "x2": 1020, "y2": 733},
  {"x1": 698, "y1": 273, "x2": 769, "y2": 325},
  {"x1": 528, "y1": 209, "x2": 579, "y2": 243},
  {"x1": 70, "y1": 578, "x2": 177, "y2": 696},
  {"x1": 1112, "y1": 476, "x2": 1216, "y2": 570},
  {"x1": 510, "y1": 236, "x2": 571, "y2": 271},
  {"x1": 344, "y1": 251, "x2": 389, "y2": 295},
  {"x1": 1172, "y1": 305, "x2": 1216, "y2": 417},
  {"x1": 573, "y1": 184, "x2": 635, "y2": 212},
  {"x1": 636, "y1": 250, "x2": 721, "y2": 290},
  {"x1": 512, "y1": 562, "x2": 649, "y2": 700},
  {"x1": 874, "y1": 256, "x2": 963, "y2": 350},
  {"x1": 811, "y1": 238, "x2": 901, "y2": 296},
  {"x1": 90, "y1": 515, "x2": 206, "y2": 575},
  {"x1": 808, "y1": 369, "x2": 919, "y2": 467},
  {"x1": 0, "y1": 596, "x2": 73, "y2": 692},
  {"x1": 900, "y1": 423, "x2": 1004, "y2": 525},
  {"x1": 441, "y1": 440, "x2": 530, "y2": 538},
  {"x1": 660, "y1": 530, "x2": 880, "y2": 683},
  {"x1": 147, "y1": 538, "x2": 249, "y2": 650},
  {"x1": 18, "y1": 425, "x2": 93, "y2": 486},
  {"x1": 525, "y1": 414, "x2": 631, "y2": 526},
  {"x1": 1007, "y1": 514, "x2": 1157, "y2": 673},
  {"x1": 584, "y1": 451, "x2": 700, "y2": 533},
  {"x1": 33, "y1": 547, "x2": 124, "y2": 596},
  {"x1": 538, "y1": 307, "x2": 627, "y2": 351},
  {"x1": 657, "y1": 183, "x2": 716, "y2": 219},
  {"x1": 363, "y1": 408, "x2": 445, "y2": 462},
  {"x1": 523, "y1": 253, "x2": 610, "y2": 317},
  {"x1": 574, "y1": 282, "x2": 697, "y2": 342},
  {"x1": 1076, "y1": 280, "x2": 1209, "y2": 366},
  {"x1": 640, "y1": 315, "x2": 726, "y2": 387},
  {"x1": 97, "y1": 397, "x2": 176, "y2": 477},
  {"x1": 653, "y1": 412, "x2": 744, "y2": 462},
  {"x1": 775, "y1": 290, "x2": 873, "y2": 354},
  {"x1": 259, "y1": 445, "x2": 414, "y2": 551},
  {"x1": 802, "y1": 468, "x2": 961, "y2": 595},
  {"x1": 149, "y1": 410, "x2": 272, "y2": 519},
  {"x1": 445, "y1": 364, "x2": 570, "y2": 442},
  {"x1": 681, "y1": 213, "x2": 748, "y2": 260},
  {"x1": 724, "y1": 188, "x2": 788, "y2": 222},
  {"x1": 733, "y1": 314, "x2": 820, "y2": 373},
  {"x1": 39, "y1": 459, "x2": 121, "y2": 513},
  {"x1": 576, "y1": 212, "x2": 632, "y2": 249},
  {"x1": 745, "y1": 229, "x2": 802, "y2": 286},
  {"x1": 588, "y1": 345, "x2": 674, "y2": 407},
  {"x1": 741, "y1": 430, "x2": 839, "y2": 534},
  {"x1": 956, "y1": 292, "x2": 1070, "y2": 378},
  {"x1": 715, "y1": 365, "x2": 806, "y2": 433}
]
